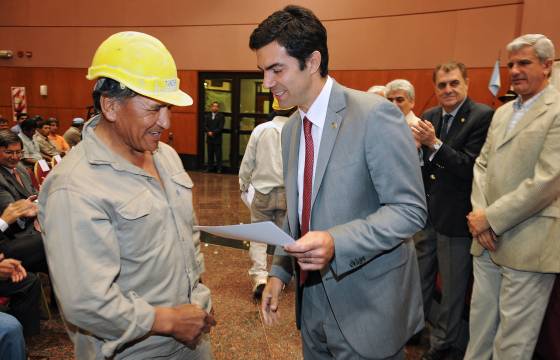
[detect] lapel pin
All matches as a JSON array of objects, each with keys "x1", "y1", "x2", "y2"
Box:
[
  {"x1": 331, "y1": 122, "x2": 337, "y2": 129},
  {"x1": 460, "y1": 118, "x2": 465, "y2": 123}
]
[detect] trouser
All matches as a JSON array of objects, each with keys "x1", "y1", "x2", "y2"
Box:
[
  {"x1": 0, "y1": 313, "x2": 26, "y2": 360},
  {"x1": 0, "y1": 230, "x2": 47, "y2": 273},
  {"x1": 464, "y1": 251, "x2": 555, "y2": 360},
  {"x1": 0, "y1": 272, "x2": 41, "y2": 336},
  {"x1": 301, "y1": 273, "x2": 404, "y2": 360},
  {"x1": 206, "y1": 141, "x2": 222, "y2": 170},
  {"x1": 414, "y1": 223, "x2": 472, "y2": 351},
  {"x1": 248, "y1": 188, "x2": 286, "y2": 285},
  {"x1": 534, "y1": 275, "x2": 560, "y2": 360}
]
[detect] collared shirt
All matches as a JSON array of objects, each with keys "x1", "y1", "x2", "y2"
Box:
[
  {"x1": 297, "y1": 76, "x2": 334, "y2": 227},
  {"x1": 33, "y1": 132, "x2": 59, "y2": 160},
  {"x1": 48, "y1": 134, "x2": 70, "y2": 153},
  {"x1": 63, "y1": 126, "x2": 82, "y2": 147},
  {"x1": 18, "y1": 132, "x2": 42, "y2": 164},
  {"x1": 38, "y1": 115, "x2": 210, "y2": 359},
  {"x1": 429, "y1": 98, "x2": 467, "y2": 162},
  {"x1": 507, "y1": 86, "x2": 548, "y2": 133},
  {"x1": 239, "y1": 115, "x2": 288, "y2": 194}
]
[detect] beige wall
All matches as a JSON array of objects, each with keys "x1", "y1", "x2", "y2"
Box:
[{"x1": 2, "y1": 0, "x2": 557, "y2": 71}]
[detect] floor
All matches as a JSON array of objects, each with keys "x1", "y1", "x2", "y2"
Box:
[{"x1": 27, "y1": 171, "x2": 428, "y2": 359}]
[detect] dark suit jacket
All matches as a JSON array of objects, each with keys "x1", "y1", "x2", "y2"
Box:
[
  {"x1": 421, "y1": 97, "x2": 493, "y2": 237},
  {"x1": 203, "y1": 112, "x2": 225, "y2": 144},
  {"x1": 0, "y1": 164, "x2": 37, "y2": 237}
]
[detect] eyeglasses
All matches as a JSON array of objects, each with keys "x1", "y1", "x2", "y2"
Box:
[
  {"x1": 387, "y1": 96, "x2": 407, "y2": 104},
  {"x1": 2, "y1": 150, "x2": 24, "y2": 156}
]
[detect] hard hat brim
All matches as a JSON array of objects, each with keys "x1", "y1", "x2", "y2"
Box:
[{"x1": 150, "y1": 89, "x2": 193, "y2": 107}]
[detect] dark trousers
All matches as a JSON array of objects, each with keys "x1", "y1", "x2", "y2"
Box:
[
  {"x1": 0, "y1": 272, "x2": 41, "y2": 336},
  {"x1": 535, "y1": 275, "x2": 560, "y2": 360},
  {"x1": 0, "y1": 230, "x2": 47, "y2": 273},
  {"x1": 207, "y1": 141, "x2": 222, "y2": 171}
]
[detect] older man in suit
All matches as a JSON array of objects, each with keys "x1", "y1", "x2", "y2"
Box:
[
  {"x1": 465, "y1": 34, "x2": 560, "y2": 360},
  {"x1": 411, "y1": 62, "x2": 493, "y2": 359},
  {"x1": 250, "y1": 6, "x2": 427, "y2": 359}
]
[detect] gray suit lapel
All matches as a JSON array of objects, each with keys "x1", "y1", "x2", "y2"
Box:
[
  {"x1": 286, "y1": 114, "x2": 302, "y2": 237},
  {"x1": 312, "y1": 82, "x2": 346, "y2": 207}
]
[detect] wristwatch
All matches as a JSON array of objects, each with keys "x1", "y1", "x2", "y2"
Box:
[{"x1": 432, "y1": 139, "x2": 443, "y2": 151}]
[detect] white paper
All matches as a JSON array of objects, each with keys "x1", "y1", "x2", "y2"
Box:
[
  {"x1": 194, "y1": 221, "x2": 294, "y2": 246},
  {"x1": 240, "y1": 184, "x2": 255, "y2": 209},
  {"x1": 38, "y1": 159, "x2": 50, "y2": 172},
  {"x1": 53, "y1": 154, "x2": 62, "y2": 164}
]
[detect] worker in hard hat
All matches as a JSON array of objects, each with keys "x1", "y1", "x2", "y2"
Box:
[
  {"x1": 238, "y1": 98, "x2": 294, "y2": 300},
  {"x1": 38, "y1": 31, "x2": 215, "y2": 359}
]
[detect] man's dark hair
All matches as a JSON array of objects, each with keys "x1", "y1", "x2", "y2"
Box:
[
  {"x1": 16, "y1": 112, "x2": 27, "y2": 121},
  {"x1": 36, "y1": 117, "x2": 49, "y2": 129},
  {"x1": 433, "y1": 61, "x2": 468, "y2": 83},
  {"x1": 0, "y1": 130, "x2": 23, "y2": 148},
  {"x1": 0, "y1": 116, "x2": 7, "y2": 125},
  {"x1": 20, "y1": 118, "x2": 37, "y2": 132},
  {"x1": 92, "y1": 77, "x2": 137, "y2": 112},
  {"x1": 249, "y1": 5, "x2": 329, "y2": 77},
  {"x1": 46, "y1": 117, "x2": 59, "y2": 126}
]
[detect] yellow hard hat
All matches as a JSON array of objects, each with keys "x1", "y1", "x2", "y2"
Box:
[
  {"x1": 86, "y1": 31, "x2": 192, "y2": 106},
  {"x1": 272, "y1": 97, "x2": 294, "y2": 111}
]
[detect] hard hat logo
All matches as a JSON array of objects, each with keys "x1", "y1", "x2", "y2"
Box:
[{"x1": 86, "y1": 31, "x2": 192, "y2": 107}]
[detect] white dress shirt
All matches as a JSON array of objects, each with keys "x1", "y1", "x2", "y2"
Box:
[{"x1": 297, "y1": 76, "x2": 334, "y2": 227}]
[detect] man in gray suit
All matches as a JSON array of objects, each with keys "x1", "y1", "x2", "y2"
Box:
[
  {"x1": 465, "y1": 34, "x2": 560, "y2": 360},
  {"x1": 250, "y1": 6, "x2": 427, "y2": 359}
]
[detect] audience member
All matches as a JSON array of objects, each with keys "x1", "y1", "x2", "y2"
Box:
[
  {"x1": 39, "y1": 31, "x2": 215, "y2": 359},
  {"x1": 17, "y1": 118, "x2": 42, "y2": 168},
  {"x1": 0, "y1": 253, "x2": 41, "y2": 337},
  {"x1": 411, "y1": 61, "x2": 494, "y2": 360},
  {"x1": 250, "y1": 6, "x2": 427, "y2": 359},
  {"x1": 386, "y1": 79, "x2": 422, "y2": 149},
  {"x1": 46, "y1": 118, "x2": 69, "y2": 156},
  {"x1": 465, "y1": 33, "x2": 560, "y2": 360},
  {"x1": 203, "y1": 101, "x2": 225, "y2": 173},
  {"x1": 33, "y1": 118, "x2": 59, "y2": 162},
  {"x1": 367, "y1": 84, "x2": 386, "y2": 96},
  {"x1": 0, "y1": 116, "x2": 9, "y2": 131},
  {"x1": 63, "y1": 117, "x2": 84, "y2": 148},
  {"x1": 239, "y1": 98, "x2": 292, "y2": 300},
  {"x1": 10, "y1": 113, "x2": 27, "y2": 135},
  {"x1": 0, "y1": 313, "x2": 26, "y2": 360}
]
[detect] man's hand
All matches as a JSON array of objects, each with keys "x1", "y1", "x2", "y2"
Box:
[
  {"x1": 411, "y1": 120, "x2": 437, "y2": 148},
  {"x1": 153, "y1": 304, "x2": 216, "y2": 349},
  {"x1": 410, "y1": 125, "x2": 422, "y2": 149},
  {"x1": 476, "y1": 229, "x2": 498, "y2": 252},
  {"x1": 1, "y1": 198, "x2": 38, "y2": 225},
  {"x1": 0, "y1": 257, "x2": 27, "y2": 282},
  {"x1": 284, "y1": 231, "x2": 334, "y2": 271},
  {"x1": 207, "y1": 131, "x2": 214, "y2": 137},
  {"x1": 261, "y1": 277, "x2": 284, "y2": 326},
  {"x1": 467, "y1": 209, "x2": 491, "y2": 237}
]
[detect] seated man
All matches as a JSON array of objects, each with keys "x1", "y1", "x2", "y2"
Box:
[
  {"x1": 0, "y1": 131, "x2": 46, "y2": 273},
  {"x1": 33, "y1": 118, "x2": 58, "y2": 162},
  {"x1": 46, "y1": 118, "x2": 69, "y2": 156},
  {"x1": 17, "y1": 119, "x2": 41, "y2": 168},
  {"x1": 0, "y1": 253, "x2": 41, "y2": 337}
]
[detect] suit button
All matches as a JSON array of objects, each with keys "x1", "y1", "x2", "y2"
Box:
[{"x1": 430, "y1": 174, "x2": 436, "y2": 180}]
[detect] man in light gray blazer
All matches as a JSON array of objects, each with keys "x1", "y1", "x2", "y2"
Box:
[
  {"x1": 250, "y1": 6, "x2": 427, "y2": 359},
  {"x1": 465, "y1": 34, "x2": 560, "y2": 360}
]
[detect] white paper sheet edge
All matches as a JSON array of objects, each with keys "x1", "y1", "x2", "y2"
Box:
[{"x1": 194, "y1": 221, "x2": 294, "y2": 246}]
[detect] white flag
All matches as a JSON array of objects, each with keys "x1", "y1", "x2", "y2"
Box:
[{"x1": 488, "y1": 59, "x2": 501, "y2": 96}]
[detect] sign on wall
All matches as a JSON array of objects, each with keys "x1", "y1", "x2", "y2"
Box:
[{"x1": 11, "y1": 86, "x2": 27, "y2": 121}]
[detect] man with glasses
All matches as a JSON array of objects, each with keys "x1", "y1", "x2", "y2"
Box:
[
  {"x1": 0, "y1": 130, "x2": 46, "y2": 273},
  {"x1": 411, "y1": 62, "x2": 494, "y2": 360}
]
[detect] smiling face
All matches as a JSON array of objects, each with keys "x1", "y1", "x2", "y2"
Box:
[
  {"x1": 256, "y1": 41, "x2": 320, "y2": 112},
  {"x1": 111, "y1": 95, "x2": 172, "y2": 154},
  {"x1": 508, "y1": 46, "x2": 552, "y2": 102},
  {"x1": 0, "y1": 142, "x2": 23, "y2": 169},
  {"x1": 434, "y1": 68, "x2": 469, "y2": 113}
]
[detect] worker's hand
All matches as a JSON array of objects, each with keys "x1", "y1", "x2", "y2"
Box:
[
  {"x1": 153, "y1": 304, "x2": 216, "y2": 349},
  {"x1": 284, "y1": 231, "x2": 335, "y2": 271},
  {"x1": 261, "y1": 277, "x2": 284, "y2": 326}
]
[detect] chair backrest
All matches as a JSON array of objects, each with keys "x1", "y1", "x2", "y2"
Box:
[{"x1": 33, "y1": 159, "x2": 51, "y2": 188}]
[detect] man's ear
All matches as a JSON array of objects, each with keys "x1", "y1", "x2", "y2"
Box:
[
  {"x1": 100, "y1": 96, "x2": 119, "y2": 123},
  {"x1": 306, "y1": 50, "x2": 322, "y2": 75}
]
